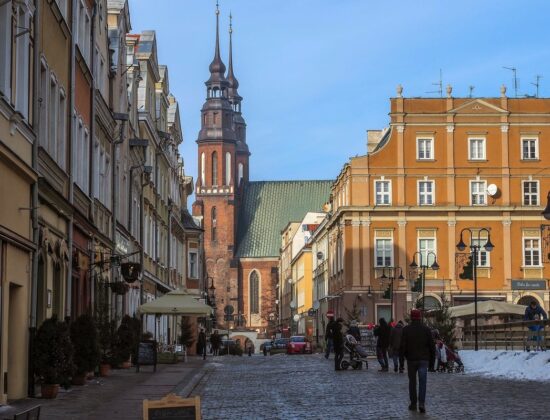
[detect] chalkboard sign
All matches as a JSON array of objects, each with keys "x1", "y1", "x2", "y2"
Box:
[
  {"x1": 143, "y1": 394, "x2": 201, "y2": 420},
  {"x1": 136, "y1": 340, "x2": 157, "y2": 372}
]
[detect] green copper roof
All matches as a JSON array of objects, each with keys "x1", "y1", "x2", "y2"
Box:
[{"x1": 235, "y1": 180, "x2": 333, "y2": 258}]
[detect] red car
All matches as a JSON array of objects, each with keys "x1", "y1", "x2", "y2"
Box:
[{"x1": 286, "y1": 336, "x2": 312, "y2": 354}]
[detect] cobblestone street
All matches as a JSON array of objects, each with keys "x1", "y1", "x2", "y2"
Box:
[{"x1": 189, "y1": 354, "x2": 550, "y2": 419}]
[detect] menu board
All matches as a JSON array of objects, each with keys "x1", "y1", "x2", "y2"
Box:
[
  {"x1": 137, "y1": 340, "x2": 157, "y2": 372},
  {"x1": 143, "y1": 394, "x2": 201, "y2": 420}
]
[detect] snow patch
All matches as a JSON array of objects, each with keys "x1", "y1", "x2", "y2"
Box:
[{"x1": 461, "y1": 350, "x2": 550, "y2": 381}]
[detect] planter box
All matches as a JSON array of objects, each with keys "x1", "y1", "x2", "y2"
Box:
[{"x1": 157, "y1": 352, "x2": 178, "y2": 364}]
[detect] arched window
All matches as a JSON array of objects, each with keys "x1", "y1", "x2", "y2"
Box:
[
  {"x1": 238, "y1": 163, "x2": 244, "y2": 185},
  {"x1": 225, "y1": 152, "x2": 231, "y2": 185},
  {"x1": 211, "y1": 207, "x2": 217, "y2": 241},
  {"x1": 203, "y1": 113, "x2": 207, "y2": 126},
  {"x1": 211, "y1": 151, "x2": 218, "y2": 186},
  {"x1": 250, "y1": 270, "x2": 259, "y2": 314},
  {"x1": 200, "y1": 152, "x2": 205, "y2": 185}
]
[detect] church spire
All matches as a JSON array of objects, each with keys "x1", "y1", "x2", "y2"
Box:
[
  {"x1": 227, "y1": 13, "x2": 239, "y2": 91},
  {"x1": 207, "y1": 1, "x2": 226, "y2": 84}
]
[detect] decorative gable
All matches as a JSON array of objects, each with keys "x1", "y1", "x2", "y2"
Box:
[{"x1": 448, "y1": 99, "x2": 508, "y2": 115}]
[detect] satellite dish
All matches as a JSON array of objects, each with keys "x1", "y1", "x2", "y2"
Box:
[
  {"x1": 313, "y1": 300, "x2": 320, "y2": 310},
  {"x1": 293, "y1": 314, "x2": 300, "y2": 322},
  {"x1": 487, "y1": 184, "x2": 498, "y2": 197}
]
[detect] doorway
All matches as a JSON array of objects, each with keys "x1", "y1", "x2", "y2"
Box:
[
  {"x1": 8, "y1": 283, "x2": 26, "y2": 400},
  {"x1": 376, "y1": 304, "x2": 392, "y2": 323}
]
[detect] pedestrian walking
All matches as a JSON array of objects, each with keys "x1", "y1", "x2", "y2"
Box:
[
  {"x1": 400, "y1": 309, "x2": 435, "y2": 414},
  {"x1": 390, "y1": 320, "x2": 405, "y2": 373},
  {"x1": 374, "y1": 317, "x2": 391, "y2": 372},
  {"x1": 325, "y1": 312, "x2": 337, "y2": 359},
  {"x1": 333, "y1": 318, "x2": 345, "y2": 371},
  {"x1": 246, "y1": 339, "x2": 254, "y2": 356},
  {"x1": 524, "y1": 300, "x2": 548, "y2": 321},
  {"x1": 211, "y1": 330, "x2": 221, "y2": 356},
  {"x1": 198, "y1": 328, "x2": 207, "y2": 360}
]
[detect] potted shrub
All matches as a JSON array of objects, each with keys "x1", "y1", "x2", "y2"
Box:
[
  {"x1": 70, "y1": 314, "x2": 100, "y2": 385},
  {"x1": 109, "y1": 281, "x2": 129, "y2": 295},
  {"x1": 113, "y1": 316, "x2": 135, "y2": 368},
  {"x1": 33, "y1": 316, "x2": 74, "y2": 398},
  {"x1": 97, "y1": 318, "x2": 117, "y2": 376}
]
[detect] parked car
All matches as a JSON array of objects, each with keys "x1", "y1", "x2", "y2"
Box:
[
  {"x1": 287, "y1": 336, "x2": 312, "y2": 354},
  {"x1": 260, "y1": 340, "x2": 273, "y2": 353},
  {"x1": 269, "y1": 338, "x2": 290, "y2": 355}
]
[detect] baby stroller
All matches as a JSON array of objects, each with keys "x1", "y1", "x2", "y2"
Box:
[
  {"x1": 435, "y1": 341, "x2": 464, "y2": 373},
  {"x1": 341, "y1": 334, "x2": 369, "y2": 370}
]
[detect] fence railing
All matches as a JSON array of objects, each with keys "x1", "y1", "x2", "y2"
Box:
[{"x1": 458, "y1": 319, "x2": 549, "y2": 350}]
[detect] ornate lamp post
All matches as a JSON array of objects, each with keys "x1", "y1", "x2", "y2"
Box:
[
  {"x1": 380, "y1": 267, "x2": 404, "y2": 321},
  {"x1": 456, "y1": 228, "x2": 494, "y2": 351},
  {"x1": 409, "y1": 251, "x2": 440, "y2": 316}
]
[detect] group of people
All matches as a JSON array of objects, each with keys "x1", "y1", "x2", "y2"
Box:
[
  {"x1": 324, "y1": 309, "x2": 440, "y2": 414},
  {"x1": 197, "y1": 329, "x2": 222, "y2": 359}
]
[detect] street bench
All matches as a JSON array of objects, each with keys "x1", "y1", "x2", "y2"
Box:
[{"x1": 3, "y1": 405, "x2": 40, "y2": 420}]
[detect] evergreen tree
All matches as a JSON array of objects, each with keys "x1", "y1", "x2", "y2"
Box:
[
  {"x1": 345, "y1": 301, "x2": 361, "y2": 326},
  {"x1": 178, "y1": 317, "x2": 194, "y2": 348},
  {"x1": 427, "y1": 293, "x2": 456, "y2": 349}
]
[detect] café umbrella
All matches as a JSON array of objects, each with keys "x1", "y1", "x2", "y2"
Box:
[
  {"x1": 448, "y1": 300, "x2": 526, "y2": 318},
  {"x1": 137, "y1": 289, "x2": 213, "y2": 316}
]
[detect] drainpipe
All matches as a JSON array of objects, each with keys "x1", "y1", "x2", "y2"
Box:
[
  {"x1": 89, "y1": 1, "x2": 97, "y2": 317},
  {"x1": 28, "y1": 0, "x2": 41, "y2": 398},
  {"x1": 112, "y1": 119, "x2": 125, "y2": 321}
]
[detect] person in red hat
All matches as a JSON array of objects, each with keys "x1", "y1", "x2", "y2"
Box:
[{"x1": 400, "y1": 309, "x2": 435, "y2": 414}]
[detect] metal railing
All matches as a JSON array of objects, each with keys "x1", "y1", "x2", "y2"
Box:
[{"x1": 458, "y1": 319, "x2": 549, "y2": 350}]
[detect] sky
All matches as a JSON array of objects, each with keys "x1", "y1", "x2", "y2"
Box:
[{"x1": 129, "y1": 0, "x2": 550, "y2": 185}]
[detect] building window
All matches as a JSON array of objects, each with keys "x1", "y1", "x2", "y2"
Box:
[
  {"x1": 238, "y1": 162, "x2": 244, "y2": 185},
  {"x1": 470, "y1": 180, "x2": 487, "y2": 206},
  {"x1": 471, "y1": 238, "x2": 490, "y2": 267},
  {"x1": 211, "y1": 151, "x2": 218, "y2": 186},
  {"x1": 0, "y1": 1, "x2": 10, "y2": 98},
  {"x1": 417, "y1": 138, "x2": 433, "y2": 160},
  {"x1": 225, "y1": 152, "x2": 231, "y2": 185},
  {"x1": 211, "y1": 207, "x2": 217, "y2": 241},
  {"x1": 337, "y1": 237, "x2": 344, "y2": 272},
  {"x1": 49, "y1": 76, "x2": 58, "y2": 158},
  {"x1": 468, "y1": 138, "x2": 486, "y2": 160},
  {"x1": 200, "y1": 152, "x2": 205, "y2": 185},
  {"x1": 375, "y1": 238, "x2": 393, "y2": 267},
  {"x1": 57, "y1": 89, "x2": 66, "y2": 169},
  {"x1": 522, "y1": 138, "x2": 538, "y2": 160},
  {"x1": 77, "y1": 0, "x2": 91, "y2": 64},
  {"x1": 523, "y1": 238, "x2": 541, "y2": 267},
  {"x1": 418, "y1": 180, "x2": 434, "y2": 205},
  {"x1": 188, "y1": 251, "x2": 198, "y2": 278},
  {"x1": 250, "y1": 270, "x2": 259, "y2": 314},
  {"x1": 522, "y1": 181, "x2": 539, "y2": 206},
  {"x1": 375, "y1": 179, "x2": 391, "y2": 205},
  {"x1": 15, "y1": 3, "x2": 31, "y2": 119},
  {"x1": 418, "y1": 238, "x2": 436, "y2": 266}
]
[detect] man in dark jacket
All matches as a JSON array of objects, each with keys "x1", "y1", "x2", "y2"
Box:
[
  {"x1": 333, "y1": 318, "x2": 345, "y2": 370},
  {"x1": 325, "y1": 313, "x2": 337, "y2": 359},
  {"x1": 198, "y1": 328, "x2": 207, "y2": 360},
  {"x1": 390, "y1": 320, "x2": 405, "y2": 372},
  {"x1": 400, "y1": 309, "x2": 435, "y2": 414},
  {"x1": 524, "y1": 301, "x2": 548, "y2": 321},
  {"x1": 374, "y1": 318, "x2": 391, "y2": 372}
]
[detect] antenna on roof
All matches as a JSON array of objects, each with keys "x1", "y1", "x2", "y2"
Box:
[
  {"x1": 469, "y1": 85, "x2": 475, "y2": 98},
  {"x1": 426, "y1": 69, "x2": 443, "y2": 97},
  {"x1": 503, "y1": 66, "x2": 518, "y2": 97},
  {"x1": 531, "y1": 74, "x2": 542, "y2": 98}
]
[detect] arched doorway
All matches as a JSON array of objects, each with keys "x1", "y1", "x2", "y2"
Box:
[
  {"x1": 517, "y1": 295, "x2": 542, "y2": 307},
  {"x1": 417, "y1": 295, "x2": 442, "y2": 311}
]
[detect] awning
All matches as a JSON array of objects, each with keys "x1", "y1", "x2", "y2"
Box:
[
  {"x1": 448, "y1": 300, "x2": 526, "y2": 318},
  {"x1": 137, "y1": 289, "x2": 213, "y2": 316}
]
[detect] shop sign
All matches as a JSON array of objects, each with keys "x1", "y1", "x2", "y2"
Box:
[
  {"x1": 511, "y1": 280, "x2": 547, "y2": 290},
  {"x1": 115, "y1": 232, "x2": 129, "y2": 255}
]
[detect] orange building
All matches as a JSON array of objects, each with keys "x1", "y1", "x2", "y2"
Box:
[{"x1": 325, "y1": 85, "x2": 550, "y2": 323}]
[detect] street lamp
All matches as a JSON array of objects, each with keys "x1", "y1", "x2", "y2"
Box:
[
  {"x1": 456, "y1": 227, "x2": 494, "y2": 351},
  {"x1": 409, "y1": 251, "x2": 439, "y2": 316},
  {"x1": 380, "y1": 267, "x2": 405, "y2": 321}
]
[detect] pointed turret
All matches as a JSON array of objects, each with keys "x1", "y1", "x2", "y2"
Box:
[
  {"x1": 207, "y1": 2, "x2": 227, "y2": 86},
  {"x1": 227, "y1": 13, "x2": 241, "y2": 102},
  {"x1": 198, "y1": 2, "x2": 235, "y2": 144}
]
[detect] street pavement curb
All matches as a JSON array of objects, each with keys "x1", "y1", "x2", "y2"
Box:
[{"x1": 173, "y1": 367, "x2": 209, "y2": 397}]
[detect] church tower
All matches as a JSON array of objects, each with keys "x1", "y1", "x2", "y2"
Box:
[
  {"x1": 227, "y1": 14, "x2": 250, "y2": 191},
  {"x1": 193, "y1": 4, "x2": 240, "y2": 327}
]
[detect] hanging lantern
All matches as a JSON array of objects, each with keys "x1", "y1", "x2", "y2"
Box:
[{"x1": 121, "y1": 262, "x2": 141, "y2": 283}]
